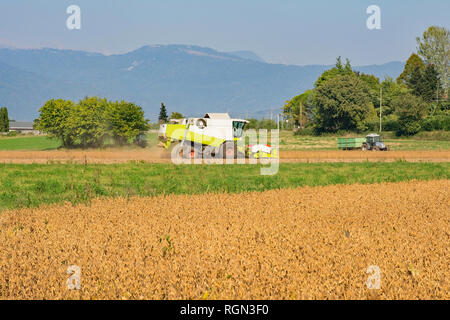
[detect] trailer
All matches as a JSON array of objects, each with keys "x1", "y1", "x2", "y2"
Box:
[{"x1": 338, "y1": 138, "x2": 366, "y2": 150}]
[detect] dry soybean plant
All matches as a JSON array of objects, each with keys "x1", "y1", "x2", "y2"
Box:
[{"x1": 0, "y1": 180, "x2": 449, "y2": 300}]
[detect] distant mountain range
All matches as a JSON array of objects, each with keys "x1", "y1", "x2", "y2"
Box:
[
  {"x1": 226, "y1": 50, "x2": 266, "y2": 63},
  {"x1": 0, "y1": 45, "x2": 404, "y2": 121}
]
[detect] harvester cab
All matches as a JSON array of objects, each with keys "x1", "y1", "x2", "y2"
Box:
[{"x1": 362, "y1": 134, "x2": 390, "y2": 151}]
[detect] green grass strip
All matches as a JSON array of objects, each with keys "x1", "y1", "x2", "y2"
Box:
[{"x1": 0, "y1": 162, "x2": 448, "y2": 212}]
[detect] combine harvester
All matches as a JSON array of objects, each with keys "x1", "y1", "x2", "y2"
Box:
[{"x1": 159, "y1": 113, "x2": 278, "y2": 159}]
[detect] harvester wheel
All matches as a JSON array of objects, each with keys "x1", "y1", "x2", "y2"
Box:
[
  {"x1": 202, "y1": 145, "x2": 218, "y2": 159},
  {"x1": 172, "y1": 143, "x2": 202, "y2": 159},
  {"x1": 222, "y1": 143, "x2": 245, "y2": 159},
  {"x1": 236, "y1": 150, "x2": 246, "y2": 159},
  {"x1": 189, "y1": 144, "x2": 203, "y2": 159},
  {"x1": 220, "y1": 142, "x2": 237, "y2": 159}
]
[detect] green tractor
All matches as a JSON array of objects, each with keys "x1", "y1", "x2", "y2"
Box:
[{"x1": 362, "y1": 134, "x2": 390, "y2": 151}]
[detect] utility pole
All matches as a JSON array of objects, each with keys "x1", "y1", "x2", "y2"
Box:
[
  {"x1": 379, "y1": 86, "x2": 382, "y2": 133},
  {"x1": 436, "y1": 80, "x2": 440, "y2": 102},
  {"x1": 299, "y1": 102, "x2": 304, "y2": 130}
]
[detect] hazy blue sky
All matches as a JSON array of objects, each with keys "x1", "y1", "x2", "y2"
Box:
[{"x1": 0, "y1": 0, "x2": 448, "y2": 66}]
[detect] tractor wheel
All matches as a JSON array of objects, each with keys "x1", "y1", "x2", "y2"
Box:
[
  {"x1": 172, "y1": 143, "x2": 202, "y2": 159},
  {"x1": 372, "y1": 146, "x2": 380, "y2": 152},
  {"x1": 361, "y1": 144, "x2": 368, "y2": 151}
]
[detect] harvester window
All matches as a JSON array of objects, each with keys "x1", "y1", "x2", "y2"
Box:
[
  {"x1": 196, "y1": 119, "x2": 207, "y2": 129},
  {"x1": 233, "y1": 121, "x2": 245, "y2": 138}
]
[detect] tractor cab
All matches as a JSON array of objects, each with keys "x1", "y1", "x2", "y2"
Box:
[
  {"x1": 366, "y1": 134, "x2": 382, "y2": 144},
  {"x1": 362, "y1": 134, "x2": 389, "y2": 151}
]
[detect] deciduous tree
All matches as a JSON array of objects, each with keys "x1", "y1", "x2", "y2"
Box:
[
  {"x1": 314, "y1": 57, "x2": 354, "y2": 88},
  {"x1": 313, "y1": 74, "x2": 376, "y2": 133},
  {"x1": 416, "y1": 26, "x2": 450, "y2": 95},
  {"x1": 282, "y1": 90, "x2": 314, "y2": 127},
  {"x1": 106, "y1": 101, "x2": 150, "y2": 145},
  {"x1": 394, "y1": 93, "x2": 427, "y2": 136},
  {"x1": 36, "y1": 97, "x2": 149, "y2": 148},
  {"x1": 67, "y1": 97, "x2": 109, "y2": 148},
  {"x1": 35, "y1": 99, "x2": 75, "y2": 147},
  {"x1": 170, "y1": 112, "x2": 184, "y2": 119}
]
